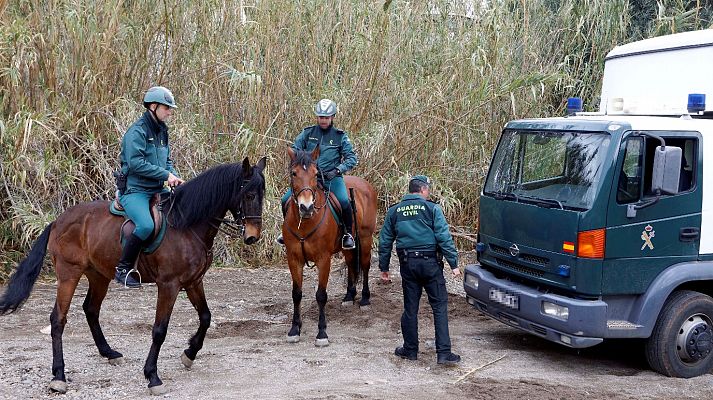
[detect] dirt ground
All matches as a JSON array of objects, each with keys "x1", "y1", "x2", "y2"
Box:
[{"x1": 1, "y1": 254, "x2": 712, "y2": 400}]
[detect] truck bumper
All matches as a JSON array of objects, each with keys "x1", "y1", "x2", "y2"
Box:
[{"x1": 464, "y1": 263, "x2": 607, "y2": 348}]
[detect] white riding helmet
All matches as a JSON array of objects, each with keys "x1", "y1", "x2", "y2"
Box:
[
  {"x1": 314, "y1": 99, "x2": 338, "y2": 117},
  {"x1": 143, "y1": 86, "x2": 178, "y2": 109}
]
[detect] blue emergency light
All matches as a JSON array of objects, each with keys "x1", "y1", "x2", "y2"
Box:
[
  {"x1": 566, "y1": 97, "x2": 582, "y2": 115},
  {"x1": 687, "y1": 93, "x2": 706, "y2": 113}
]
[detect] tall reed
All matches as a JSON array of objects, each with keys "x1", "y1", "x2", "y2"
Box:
[{"x1": 1, "y1": 0, "x2": 709, "y2": 280}]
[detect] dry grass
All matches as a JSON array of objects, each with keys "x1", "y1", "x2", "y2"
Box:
[{"x1": 0, "y1": 0, "x2": 708, "y2": 280}]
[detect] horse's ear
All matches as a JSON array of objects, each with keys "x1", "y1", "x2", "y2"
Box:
[
  {"x1": 311, "y1": 145, "x2": 320, "y2": 161},
  {"x1": 242, "y1": 157, "x2": 252, "y2": 177},
  {"x1": 287, "y1": 147, "x2": 296, "y2": 161},
  {"x1": 255, "y1": 156, "x2": 267, "y2": 172}
]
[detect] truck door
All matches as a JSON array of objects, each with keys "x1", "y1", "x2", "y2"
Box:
[{"x1": 604, "y1": 131, "x2": 701, "y2": 294}]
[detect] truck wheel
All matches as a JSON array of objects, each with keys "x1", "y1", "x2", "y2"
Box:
[{"x1": 645, "y1": 290, "x2": 713, "y2": 378}]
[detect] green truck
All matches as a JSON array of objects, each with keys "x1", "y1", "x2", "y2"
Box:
[{"x1": 463, "y1": 29, "x2": 713, "y2": 378}]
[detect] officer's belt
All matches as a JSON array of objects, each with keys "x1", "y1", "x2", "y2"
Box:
[{"x1": 397, "y1": 249, "x2": 437, "y2": 258}]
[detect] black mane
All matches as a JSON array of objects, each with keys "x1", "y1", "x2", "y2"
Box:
[{"x1": 169, "y1": 162, "x2": 265, "y2": 229}]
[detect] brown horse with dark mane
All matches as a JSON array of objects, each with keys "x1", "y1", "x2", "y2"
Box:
[
  {"x1": 283, "y1": 147, "x2": 377, "y2": 346},
  {"x1": 0, "y1": 156, "x2": 266, "y2": 395}
]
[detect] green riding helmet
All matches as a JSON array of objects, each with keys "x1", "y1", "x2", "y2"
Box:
[
  {"x1": 143, "y1": 86, "x2": 178, "y2": 109},
  {"x1": 314, "y1": 98, "x2": 337, "y2": 117}
]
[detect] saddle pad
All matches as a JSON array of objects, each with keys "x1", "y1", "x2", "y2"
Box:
[
  {"x1": 119, "y1": 217, "x2": 167, "y2": 254},
  {"x1": 110, "y1": 201, "x2": 167, "y2": 254},
  {"x1": 109, "y1": 200, "x2": 127, "y2": 217}
]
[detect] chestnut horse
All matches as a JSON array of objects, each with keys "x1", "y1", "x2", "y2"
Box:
[
  {"x1": 0, "y1": 156, "x2": 266, "y2": 395},
  {"x1": 283, "y1": 147, "x2": 377, "y2": 346}
]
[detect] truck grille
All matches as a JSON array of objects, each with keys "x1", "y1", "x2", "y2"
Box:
[
  {"x1": 490, "y1": 244, "x2": 511, "y2": 256},
  {"x1": 494, "y1": 257, "x2": 545, "y2": 278},
  {"x1": 521, "y1": 254, "x2": 549, "y2": 266},
  {"x1": 489, "y1": 244, "x2": 549, "y2": 266}
]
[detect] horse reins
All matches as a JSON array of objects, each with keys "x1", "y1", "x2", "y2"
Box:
[
  {"x1": 165, "y1": 178, "x2": 262, "y2": 244},
  {"x1": 210, "y1": 177, "x2": 263, "y2": 238},
  {"x1": 287, "y1": 168, "x2": 332, "y2": 268}
]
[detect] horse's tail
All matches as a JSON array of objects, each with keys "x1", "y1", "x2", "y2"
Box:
[
  {"x1": 0, "y1": 223, "x2": 53, "y2": 315},
  {"x1": 348, "y1": 187, "x2": 361, "y2": 284}
]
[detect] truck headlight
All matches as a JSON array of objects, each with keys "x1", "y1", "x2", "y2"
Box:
[
  {"x1": 542, "y1": 301, "x2": 569, "y2": 321},
  {"x1": 465, "y1": 274, "x2": 479, "y2": 290}
]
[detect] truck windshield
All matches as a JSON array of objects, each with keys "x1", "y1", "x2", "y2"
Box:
[{"x1": 484, "y1": 130, "x2": 611, "y2": 210}]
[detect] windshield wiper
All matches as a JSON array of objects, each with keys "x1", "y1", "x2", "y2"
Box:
[{"x1": 519, "y1": 195, "x2": 564, "y2": 210}]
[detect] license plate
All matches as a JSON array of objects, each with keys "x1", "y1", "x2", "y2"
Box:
[{"x1": 489, "y1": 288, "x2": 519, "y2": 310}]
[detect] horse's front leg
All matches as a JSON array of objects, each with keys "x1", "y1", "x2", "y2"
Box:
[
  {"x1": 144, "y1": 283, "x2": 180, "y2": 395},
  {"x1": 315, "y1": 257, "x2": 331, "y2": 347},
  {"x1": 181, "y1": 280, "x2": 211, "y2": 369},
  {"x1": 286, "y1": 256, "x2": 304, "y2": 343}
]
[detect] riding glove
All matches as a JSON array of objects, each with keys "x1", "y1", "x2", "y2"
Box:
[{"x1": 323, "y1": 168, "x2": 341, "y2": 181}]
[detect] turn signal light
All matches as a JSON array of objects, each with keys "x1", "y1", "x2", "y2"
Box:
[{"x1": 577, "y1": 228, "x2": 605, "y2": 258}]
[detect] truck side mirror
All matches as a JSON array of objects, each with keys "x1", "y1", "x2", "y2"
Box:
[{"x1": 652, "y1": 146, "x2": 682, "y2": 195}]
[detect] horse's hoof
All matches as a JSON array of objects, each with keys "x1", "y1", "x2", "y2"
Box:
[
  {"x1": 49, "y1": 379, "x2": 67, "y2": 393},
  {"x1": 341, "y1": 300, "x2": 354, "y2": 307},
  {"x1": 149, "y1": 384, "x2": 168, "y2": 396},
  {"x1": 360, "y1": 304, "x2": 371, "y2": 311},
  {"x1": 315, "y1": 338, "x2": 329, "y2": 347},
  {"x1": 286, "y1": 335, "x2": 300, "y2": 343},
  {"x1": 181, "y1": 352, "x2": 194, "y2": 369},
  {"x1": 108, "y1": 356, "x2": 125, "y2": 366}
]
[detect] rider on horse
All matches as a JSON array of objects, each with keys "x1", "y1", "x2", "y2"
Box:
[
  {"x1": 115, "y1": 86, "x2": 184, "y2": 288},
  {"x1": 276, "y1": 99, "x2": 357, "y2": 250}
]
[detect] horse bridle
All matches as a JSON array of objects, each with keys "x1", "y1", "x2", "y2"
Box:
[
  {"x1": 166, "y1": 178, "x2": 262, "y2": 239},
  {"x1": 213, "y1": 178, "x2": 263, "y2": 237},
  {"x1": 287, "y1": 166, "x2": 333, "y2": 268},
  {"x1": 290, "y1": 165, "x2": 329, "y2": 212}
]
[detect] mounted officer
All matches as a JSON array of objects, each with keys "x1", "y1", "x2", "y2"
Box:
[
  {"x1": 276, "y1": 98, "x2": 358, "y2": 249},
  {"x1": 379, "y1": 175, "x2": 462, "y2": 365},
  {"x1": 115, "y1": 86, "x2": 184, "y2": 288}
]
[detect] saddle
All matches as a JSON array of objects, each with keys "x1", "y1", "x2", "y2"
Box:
[{"x1": 109, "y1": 192, "x2": 168, "y2": 254}]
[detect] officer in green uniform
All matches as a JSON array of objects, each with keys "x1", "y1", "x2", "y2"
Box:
[
  {"x1": 379, "y1": 175, "x2": 461, "y2": 365},
  {"x1": 115, "y1": 86, "x2": 184, "y2": 288},
  {"x1": 276, "y1": 98, "x2": 358, "y2": 249}
]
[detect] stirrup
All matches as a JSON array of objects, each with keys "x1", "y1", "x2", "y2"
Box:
[
  {"x1": 342, "y1": 233, "x2": 356, "y2": 250},
  {"x1": 116, "y1": 268, "x2": 142, "y2": 288}
]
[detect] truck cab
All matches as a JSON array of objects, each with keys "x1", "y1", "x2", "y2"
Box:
[{"x1": 463, "y1": 29, "x2": 713, "y2": 378}]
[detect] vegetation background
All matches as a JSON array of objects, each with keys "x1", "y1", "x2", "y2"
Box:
[{"x1": 1, "y1": 0, "x2": 711, "y2": 280}]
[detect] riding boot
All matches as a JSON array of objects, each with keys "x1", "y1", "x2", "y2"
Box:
[
  {"x1": 341, "y1": 203, "x2": 356, "y2": 250},
  {"x1": 114, "y1": 233, "x2": 144, "y2": 288},
  {"x1": 276, "y1": 201, "x2": 288, "y2": 246}
]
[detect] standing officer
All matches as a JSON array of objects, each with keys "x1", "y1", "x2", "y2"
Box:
[
  {"x1": 379, "y1": 175, "x2": 461, "y2": 365},
  {"x1": 276, "y1": 98, "x2": 358, "y2": 249},
  {"x1": 115, "y1": 86, "x2": 184, "y2": 288}
]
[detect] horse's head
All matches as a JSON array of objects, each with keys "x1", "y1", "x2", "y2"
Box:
[
  {"x1": 233, "y1": 156, "x2": 267, "y2": 245},
  {"x1": 288, "y1": 146, "x2": 320, "y2": 218}
]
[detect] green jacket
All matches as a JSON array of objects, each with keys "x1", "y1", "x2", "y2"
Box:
[
  {"x1": 379, "y1": 194, "x2": 458, "y2": 271},
  {"x1": 292, "y1": 125, "x2": 357, "y2": 174},
  {"x1": 120, "y1": 111, "x2": 178, "y2": 193}
]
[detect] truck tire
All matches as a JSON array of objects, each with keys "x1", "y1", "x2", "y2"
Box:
[{"x1": 645, "y1": 290, "x2": 713, "y2": 378}]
